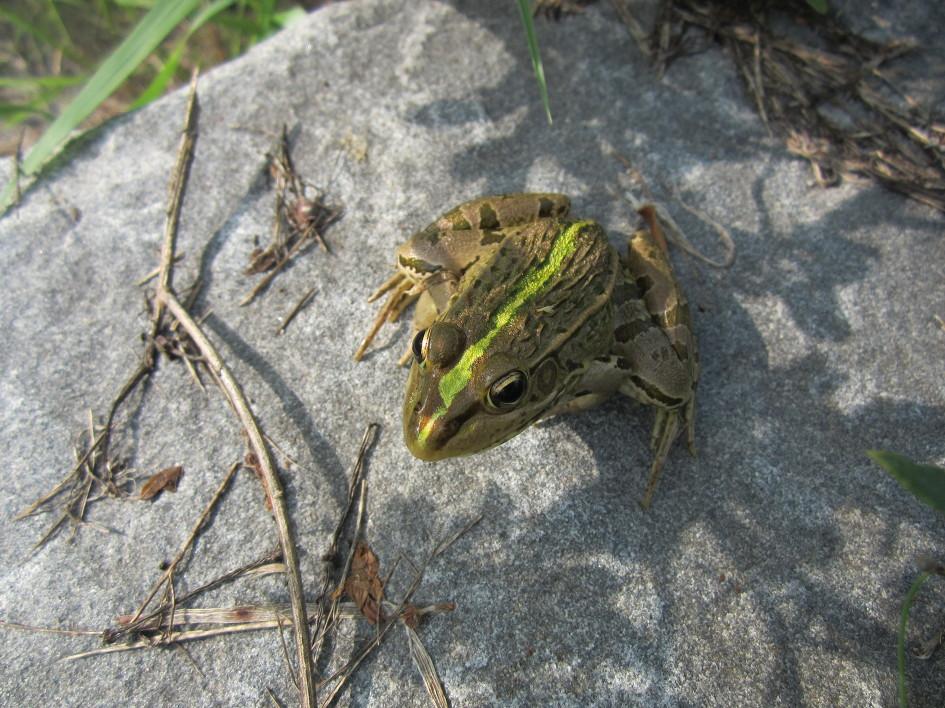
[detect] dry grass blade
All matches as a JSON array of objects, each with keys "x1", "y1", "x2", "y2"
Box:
[{"x1": 405, "y1": 623, "x2": 449, "y2": 708}]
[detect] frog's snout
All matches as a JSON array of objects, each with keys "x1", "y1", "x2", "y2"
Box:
[{"x1": 403, "y1": 406, "x2": 462, "y2": 461}]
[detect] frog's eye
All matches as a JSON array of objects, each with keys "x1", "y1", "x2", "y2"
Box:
[
  {"x1": 487, "y1": 371, "x2": 528, "y2": 410},
  {"x1": 412, "y1": 329, "x2": 428, "y2": 363},
  {"x1": 417, "y1": 323, "x2": 466, "y2": 368}
]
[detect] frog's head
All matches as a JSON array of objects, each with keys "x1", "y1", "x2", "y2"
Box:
[{"x1": 402, "y1": 219, "x2": 618, "y2": 461}]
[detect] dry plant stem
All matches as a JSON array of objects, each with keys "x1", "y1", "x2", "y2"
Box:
[
  {"x1": 610, "y1": 0, "x2": 651, "y2": 57},
  {"x1": 119, "y1": 600, "x2": 452, "y2": 634},
  {"x1": 64, "y1": 600, "x2": 451, "y2": 663},
  {"x1": 240, "y1": 234, "x2": 309, "y2": 306},
  {"x1": 404, "y1": 623, "x2": 448, "y2": 708},
  {"x1": 328, "y1": 424, "x2": 377, "y2": 559},
  {"x1": 67, "y1": 621, "x2": 310, "y2": 662},
  {"x1": 279, "y1": 287, "x2": 317, "y2": 334},
  {"x1": 158, "y1": 294, "x2": 315, "y2": 706},
  {"x1": 130, "y1": 461, "x2": 241, "y2": 624},
  {"x1": 311, "y1": 478, "x2": 367, "y2": 670},
  {"x1": 276, "y1": 616, "x2": 301, "y2": 691},
  {"x1": 137, "y1": 254, "x2": 185, "y2": 286},
  {"x1": 268, "y1": 687, "x2": 287, "y2": 708},
  {"x1": 151, "y1": 73, "x2": 315, "y2": 707},
  {"x1": 153, "y1": 71, "x2": 199, "y2": 328},
  {"x1": 37, "y1": 73, "x2": 201, "y2": 504},
  {"x1": 311, "y1": 424, "x2": 377, "y2": 673}
]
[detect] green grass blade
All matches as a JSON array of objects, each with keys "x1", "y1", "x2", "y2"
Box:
[
  {"x1": 898, "y1": 571, "x2": 932, "y2": 708},
  {"x1": 869, "y1": 450, "x2": 945, "y2": 512},
  {"x1": 1, "y1": 0, "x2": 202, "y2": 213},
  {"x1": 516, "y1": 0, "x2": 553, "y2": 125},
  {"x1": 129, "y1": 44, "x2": 186, "y2": 111},
  {"x1": 129, "y1": 0, "x2": 236, "y2": 110}
]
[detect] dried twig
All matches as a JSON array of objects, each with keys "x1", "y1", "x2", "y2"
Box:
[
  {"x1": 242, "y1": 125, "x2": 342, "y2": 306},
  {"x1": 278, "y1": 286, "x2": 317, "y2": 334},
  {"x1": 0, "y1": 620, "x2": 100, "y2": 637},
  {"x1": 162, "y1": 309, "x2": 317, "y2": 677}
]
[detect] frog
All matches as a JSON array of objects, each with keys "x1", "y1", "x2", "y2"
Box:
[{"x1": 354, "y1": 193, "x2": 698, "y2": 508}]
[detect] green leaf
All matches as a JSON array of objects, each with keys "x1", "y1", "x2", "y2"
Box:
[
  {"x1": 806, "y1": 0, "x2": 829, "y2": 14},
  {"x1": 0, "y1": 0, "x2": 202, "y2": 213},
  {"x1": 516, "y1": 0, "x2": 553, "y2": 125},
  {"x1": 273, "y1": 6, "x2": 305, "y2": 29},
  {"x1": 129, "y1": 0, "x2": 236, "y2": 110},
  {"x1": 869, "y1": 450, "x2": 945, "y2": 512}
]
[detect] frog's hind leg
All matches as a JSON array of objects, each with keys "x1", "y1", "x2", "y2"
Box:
[
  {"x1": 613, "y1": 215, "x2": 699, "y2": 508},
  {"x1": 641, "y1": 399, "x2": 696, "y2": 509},
  {"x1": 641, "y1": 408, "x2": 679, "y2": 509}
]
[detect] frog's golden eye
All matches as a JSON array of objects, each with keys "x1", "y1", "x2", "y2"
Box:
[
  {"x1": 487, "y1": 371, "x2": 528, "y2": 410},
  {"x1": 412, "y1": 329, "x2": 428, "y2": 363}
]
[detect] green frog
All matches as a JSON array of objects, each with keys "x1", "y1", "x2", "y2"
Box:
[{"x1": 355, "y1": 193, "x2": 698, "y2": 507}]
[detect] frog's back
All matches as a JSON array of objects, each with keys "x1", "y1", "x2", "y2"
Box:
[{"x1": 442, "y1": 217, "x2": 619, "y2": 364}]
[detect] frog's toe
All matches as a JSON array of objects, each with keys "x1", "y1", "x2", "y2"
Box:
[{"x1": 640, "y1": 455, "x2": 667, "y2": 510}]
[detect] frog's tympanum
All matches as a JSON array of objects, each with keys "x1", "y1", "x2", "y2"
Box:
[{"x1": 355, "y1": 194, "x2": 697, "y2": 508}]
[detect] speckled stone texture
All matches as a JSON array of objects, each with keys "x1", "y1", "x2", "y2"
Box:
[{"x1": 1, "y1": 1, "x2": 943, "y2": 705}]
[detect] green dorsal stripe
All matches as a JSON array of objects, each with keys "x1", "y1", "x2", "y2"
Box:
[{"x1": 419, "y1": 220, "x2": 590, "y2": 443}]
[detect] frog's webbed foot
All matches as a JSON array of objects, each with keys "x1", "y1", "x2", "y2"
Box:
[
  {"x1": 355, "y1": 269, "x2": 459, "y2": 362},
  {"x1": 640, "y1": 399, "x2": 696, "y2": 509},
  {"x1": 353, "y1": 273, "x2": 420, "y2": 361}
]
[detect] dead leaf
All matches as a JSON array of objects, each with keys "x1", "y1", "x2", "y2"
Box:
[
  {"x1": 139, "y1": 465, "x2": 183, "y2": 500},
  {"x1": 344, "y1": 542, "x2": 385, "y2": 625}
]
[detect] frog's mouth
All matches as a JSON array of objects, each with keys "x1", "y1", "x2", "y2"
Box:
[
  {"x1": 404, "y1": 402, "x2": 540, "y2": 462},
  {"x1": 404, "y1": 407, "x2": 476, "y2": 461}
]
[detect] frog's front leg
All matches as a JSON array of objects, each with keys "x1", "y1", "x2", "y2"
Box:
[
  {"x1": 354, "y1": 193, "x2": 571, "y2": 361},
  {"x1": 613, "y1": 211, "x2": 698, "y2": 508}
]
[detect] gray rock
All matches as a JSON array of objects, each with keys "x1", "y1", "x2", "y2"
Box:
[{"x1": 1, "y1": 0, "x2": 943, "y2": 705}]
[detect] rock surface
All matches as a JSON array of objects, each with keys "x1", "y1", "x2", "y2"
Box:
[{"x1": 1, "y1": 1, "x2": 944, "y2": 705}]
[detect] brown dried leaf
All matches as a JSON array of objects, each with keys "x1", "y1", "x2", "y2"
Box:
[
  {"x1": 139, "y1": 465, "x2": 183, "y2": 500},
  {"x1": 344, "y1": 542, "x2": 385, "y2": 625}
]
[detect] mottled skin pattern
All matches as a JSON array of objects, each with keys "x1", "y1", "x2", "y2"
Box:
[{"x1": 358, "y1": 193, "x2": 698, "y2": 508}]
